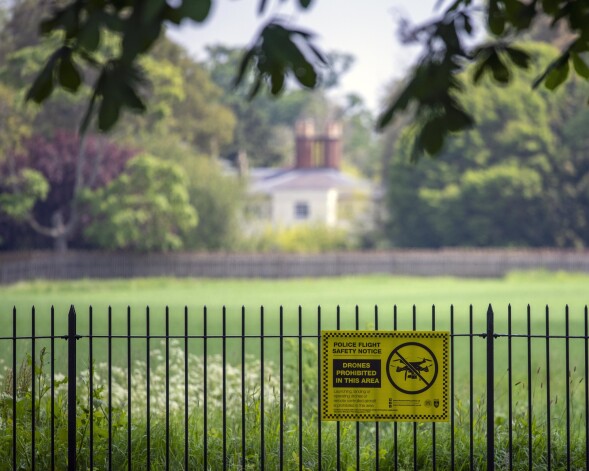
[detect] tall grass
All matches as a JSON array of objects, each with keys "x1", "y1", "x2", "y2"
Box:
[{"x1": 1, "y1": 338, "x2": 587, "y2": 470}]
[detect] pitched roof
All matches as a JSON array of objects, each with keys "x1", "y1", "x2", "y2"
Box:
[{"x1": 250, "y1": 167, "x2": 372, "y2": 194}]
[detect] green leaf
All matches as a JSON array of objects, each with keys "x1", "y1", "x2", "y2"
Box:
[
  {"x1": 376, "y1": 85, "x2": 413, "y2": 129},
  {"x1": 489, "y1": 54, "x2": 510, "y2": 84},
  {"x1": 142, "y1": 0, "x2": 167, "y2": 24},
  {"x1": 299, "y1": 0, "x2": 313, "y2": 8},
  {"x1": 505, "y1": 46, "x2": 531, "y2": 69},
  {"x1": 544, "y1": 60, "x2": 569, "y2": 90},
  {"x1": 270, "y1": 69, "x2": 285, "y2": 95},
  {"x1": 472, "y1": 54, "x2": 490, "y2": 84},
  {"x1": 421, "y1": 119, "x2": 446, "y2": 156},
  {"x1": 541, "y1": 0, "x2": 560, "y2": 14},
  {"x1": 180, "y1": 0, "x2": 212, "y2": 22},
  {"x1": 98, "y1": 96, "x2": 120, "y2": 132},
  {"x1": 294, "y1": 60, "x2": 317, "y2": 88},
  {"x1": 26, "y1": 53, "x2": 58, "y2": 104},
  {"x1": 572, "y1": 53, "x2": 589, "y2": 79},
  {"x1": 488, "y1": 12, "x2": 505, "y2": 36},
  {"x1": 121, "y1": 21, "x2": 161, "y2": 63},
  {"x1": 39, "y1": 15, "x2": 61, "y2": 35},
  {"x1": 445, "y1": 104, "x2": 475, "y2": 132},
  {"x1": 121, "y1": 84, "x2": 146, "y2": 112},
  {"x1": 58, "y1": 55, "x2": 82, "y2": 92},
  {"x1": 78, "y1": 17, "x2": 101, "y2": 52}
]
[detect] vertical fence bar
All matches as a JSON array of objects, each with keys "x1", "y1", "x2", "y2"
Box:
[
  {"x1": 317, "y1": 306, "x2": 322, "y2": 471},
  {"x1": 374, "y1": 305, "x2": 379, "y2": 471},
  {"x1": 260, "y1": 306, "x2": 265, "y2": 470},
  {"x1": 545, "y1": 306, "x2": 551, "y2": 471},
  {"x1": 298, "y1": 306, "x2": 303, "y2": 471},
  {"x1": 336, "y1": 306, "x2": 341, "y2": 471},
  {"x1": 67, "y1": 305, "x2": 77, "y2": 471},
  {"x1": 450, "y1": 305, "x2": 455, "y2": 470},
  {"x1": 508, "y1": 304, "x2": 513, "y2": 471},
  {"x1": 203, "y1": 307, "x2": 208, "y2": 471},
  {"x1": 469, "y1": 305, "x2": 474, "y2": 471},
  {"x1": 127, "y1": 306, "x2": 132, "y2": 471},
  {"x1": 393, "y1": 305, "x2": 398, "y2": 471},
  {"x1": 222, "y1": 306, "x2": 227, "y2": 471},
  {"x1": 355, "y1": 305, "x2": 360, "y2": 471},
  {"x1": 51, "y1": 306, "x2": 55, "y2": 471},
  {"x1": 527, "y1": 305, "x2": 532, "y2": 470},
  {"x1": 486, "y1": 305, "x2": 495, "y2": 471},
  {"x1": 241, "y1": 306, "x2": 246, "y2": 471},
  {"x1": 413, "y1": 305, "x2": 417, "y2": 471},
  {"x1": 565, "y1": 305, "x2": 570, "y2": 470},
  {"x1": 585, "y1": 306, "x2": 589, "y2": 469},
  {"x1": 89, "y1": 307, "x2": 94, "y2": 471},
  {"x1": 166, "y1": 307, "x2": 171, "y2": 470},
  {"x1": 280, "y1": 306, "x2": 284, "y2": 470},
  {"x1": 12, "y1": 307, "x2": 17, "y2": 471},
  {"x1": 31, "y1": 307, "x2": 36, "y2": 471},
  {"x1": 585, "y1": 306, "x2": 588, "y2": 468},
  {"x1": 184, "y1": 306, "x2": 189, "y2": 471},
  {"x1": 146, "y1": 307, "x2": 151, "y2": 471},
  {"x1": 432, "y1": 305, "x2": 436, "y2": 471},
  {"x1": 108, "y1": 306, "x2": 112, "y2": 471}
]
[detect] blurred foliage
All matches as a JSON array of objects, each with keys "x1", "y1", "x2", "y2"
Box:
[
  {"x1": 24, "y1": 0, "x2": 589, "y2": 160},
  {"x1": 0, "y1": 168, "x2": 49, "y2": 220},
  {"x1": 241, "y1": 223, "x2": 355, "y2": 253},
  {"x1": 384, "y1": 42, "x2": 589, "y2": 248},
  {"x1": 82, "y1": 154, "x2": 198, "y2": 251}
]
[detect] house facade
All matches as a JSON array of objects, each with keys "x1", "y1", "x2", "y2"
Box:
[{"x1": 247, "y1": 121, "x2": 373, "y2": 229}]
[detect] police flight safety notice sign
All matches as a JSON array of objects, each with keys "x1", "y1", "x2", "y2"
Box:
[{"x1": 321, "y1": 331, "x2": 449, "y2": 422}]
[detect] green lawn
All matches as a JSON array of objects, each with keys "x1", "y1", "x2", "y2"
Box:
[
  {"x1": 1, "y1": 270, "x2": 586, "y2": 371},
  {"x1": 0, "y1": 272, "x2": 587, "y2": 468}
]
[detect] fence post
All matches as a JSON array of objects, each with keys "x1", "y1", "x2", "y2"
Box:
[
  {"x1": 486, "y1": 304, "x2": 495, "y2": 470},
  {"x1": 67, "y1": 305, "x2": 77, "y2": 471}
]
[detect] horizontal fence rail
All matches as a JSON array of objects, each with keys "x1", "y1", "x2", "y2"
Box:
[
  {"x1": 4, "y1": 249, "x2": 589, "y2": 283},
  {"x1": 0, "y1": 304, "x2": 588, "y2": 470}
]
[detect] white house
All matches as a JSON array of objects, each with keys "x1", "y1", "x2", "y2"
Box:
[{"x1": 247, "y1": 121, "x2": 373, "y2": 229}]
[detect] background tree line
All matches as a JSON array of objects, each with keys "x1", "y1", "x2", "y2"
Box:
[
  {"x1": 0, "y1": 0, "x2": 376, "y2": 253},
  {"x1": 2, "y1": 0, "x2": 589, "y2": 252},
  {"x1": 382, "y1": 40, "x2": 589, "y2": 248}
]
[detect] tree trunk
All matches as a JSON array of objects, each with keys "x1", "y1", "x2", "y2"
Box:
[{"x1": 52, "y1": 211, "x2": 68, "y2": 252}]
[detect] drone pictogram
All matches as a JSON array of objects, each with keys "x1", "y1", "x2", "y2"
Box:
[
  {"x1": 386, "y1": 342, "x2": 439, "y2": 395},
  {"x1": 392, "y1": 357, "x2": 433, "y2": 381}
]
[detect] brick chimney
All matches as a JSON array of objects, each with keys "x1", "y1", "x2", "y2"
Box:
[
  {"x1": 295, "y1": 120, "x2": 315, "y2": 169},
  {"x1": 323, "y1": 122, "x2": 342, "y2": 170}
]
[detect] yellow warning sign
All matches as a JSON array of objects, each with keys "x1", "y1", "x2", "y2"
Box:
[{"x1": 321, "y1": 330, "x2": 449, "y2": 422}]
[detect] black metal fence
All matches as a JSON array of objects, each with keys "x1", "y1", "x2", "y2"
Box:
[{"x1": 1, "y1": 304, "x2": 588, "y2": 470}]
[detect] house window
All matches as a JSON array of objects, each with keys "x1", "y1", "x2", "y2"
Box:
[{"x1": 294, "y1": 202, "x2": 310, "y2": 219}]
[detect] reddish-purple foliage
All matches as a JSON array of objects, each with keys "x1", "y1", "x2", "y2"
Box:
[{"x1": 1, "y1": 130, "x2": 136, "y2": 249}]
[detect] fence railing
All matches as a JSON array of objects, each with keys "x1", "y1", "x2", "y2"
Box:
[{"x1": 0, "y1": 304, "x2": 588, "y2": 470}]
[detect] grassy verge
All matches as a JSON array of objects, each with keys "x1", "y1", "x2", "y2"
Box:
[{"x1": 0, "y1": 339, "x2": 587, "y2": 470}]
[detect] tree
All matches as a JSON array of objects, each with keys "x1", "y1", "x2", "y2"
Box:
[
  {"x1": 27, "y1": 0, "x2": 589, "y2": 161},
  {"x1": 0, "y1": 2, "x2": 238, "y2": 252},
  {"x1": 83, "y1": 154, "x2": 197, "y2": 251},
  {"x1": 384, "y1": 42, "x2": 589, "y2": 248},
  {"x1": 0, "y1": 130, "x2": 135, "y2": 250}
]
